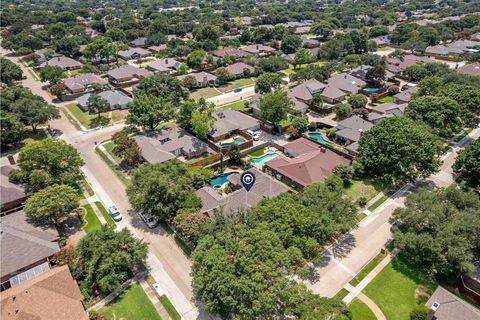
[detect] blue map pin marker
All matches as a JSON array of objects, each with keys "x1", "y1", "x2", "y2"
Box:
[{"x1": 240, "y1": 172, "x2": 256, "y2": 192}]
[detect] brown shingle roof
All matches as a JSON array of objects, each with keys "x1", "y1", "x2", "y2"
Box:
[
  {"x1": 213, "y1": 47, "x2": 250, "y2": 58},
  {"x1": 456, "y1": 63, "x2": 480, "y2": 76},
  {"x1": 0, "y1": 266, "x2": 87, "y2": 320},
  {"x1": 224, "y1": 62, "x2": 255, "y2": 76}
]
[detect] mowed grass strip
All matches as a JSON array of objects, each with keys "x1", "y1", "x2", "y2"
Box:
[
  {"x1": 82, "y1": 204, "x2": 102, "y2": 233},
  {"x1": 348, "y1": 298, "x2": 377, "y2": 320}
]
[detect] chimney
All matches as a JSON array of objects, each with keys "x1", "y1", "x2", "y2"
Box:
[
  {"x1": 256, "y1": 44, "x2": 259, "y2": 50},
  {"x1": 427, "y1": 301, "x2": 440, "y2": 320},
  {"x1": 344, "y1": 74, "x2": 347, "y2": 79},
  {"x1": 7, "y1": 155, "x2": 15, "y2": 165},
  {"x1": 57, "y1": 57, "x2": 60, "y2": 61},
  {"x1": 358, "y1": 128, "x2": 364, "y2": 136},
  {"x1": 320, "y1": 147, "x2": 326, "y2": 153},
  {"x1": 165, "y1": 58, "x2": 168, "y2": 64}
]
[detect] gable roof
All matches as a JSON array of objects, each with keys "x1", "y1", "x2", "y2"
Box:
[
  {"x1": 63, "y1": 73, "x2": 107, "y2": 91},
  {"x1": 336, "y1": 115, "x2": 374, "y2": 141},
  {"x1": 77, "y1": 90, "x2": 132, "y2": 108},
  {"x1": 196, "y1": 168, "x2": 289, "y2": 215},
  {"x1": 209, "y1": 109, "x2": 260, "y2": 138},
  {"x1": 426, "y1": 286, "x2": 480, "y2": 320},
  {"x1": 1, "y1": 265, "x2": 87, "y2": 320},
  {"x1": 326, "y1": 73, "x2": 366, "y2": 94},
  {"x1": 393, "y1": 86, "x2": 419, "y2": 103},
  {"x1": 1, "y1": 210, "x2": 59, "y2": 278},
  {"x1": 106, "y1": 65, "x2": 151, "y2": 80},
  {"x1": 224, "y1": 62, "x2": 255, "y2": 75},
  {"x1": 290, "y1": 79, "x2": 326, "y2": 101},
  {"x1": 0, "y1": 166, "x2": 26, "y2": 210},
  {"x1": 283, "y1": 137, "x2": 319, "y2": 155},
  {"x1": 265, "y1": 148, "x2": 350, "y2": 187},
  {"x1": 117, "y1": 47, "x2": 151, "y2": 59}
]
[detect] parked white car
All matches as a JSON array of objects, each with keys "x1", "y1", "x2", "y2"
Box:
[{"x1": 246, "y1": 129, "x2": 260, "y2": 141}]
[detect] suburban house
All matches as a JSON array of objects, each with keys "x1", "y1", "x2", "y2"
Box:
[
  {"x1": 63, "y1": 73, "x2": 108, "y2": 94},
  {"x1": 335, "y1": 115, "x2": 374, "y2": 143},
  {"x1": 224, "y1": 62, "x2": 255, "y2": 78},
  {"x1": 0, "y1": 165, "x2": 27, "y2": 213},
  {"x1": 147, "y1": 58, "x2": 182, "y2": 74},
  {"x1": 425, "y1": 39, "x2": 479, "y2": 60},
  {"x1": 460, "y1": 266, "x2": 480, "y2": 303},
  {"x1": 393, "y1": 86, "x2": 419, "y2": 104},
  {"x1": 0, "y1": 210, "x2": 60, "y2": 291},
  {"x1": 177, "y1": 72, "x2": 217, "y2": 87},
  {"x1": 77, "y1": 90, "x2": 132, "y2": 111},
  {"x1": 133, "y1": 128, "x2": 208, "y2": 164},
  {"x1": 456, "y1": 63, "x2": 480, "y2": 76},
  {"x1": 371, "y1": 35, "x2": 391, "y2": 47},
  {"x1": 425, "y1": 286, "x2": 480, "y2": 320},
  {"x1": 301, "y1": 37, "x2": 320, "y2": 48},
  {"x1": 106, "y1": 65, "x2": 151, "y2": 87},
  {"x1": 128, "y1": 37, "x2": 148, "y2": 47},
  {"x1": 367, "y1": 102, "x2": 407, "y2": 123},
  {"x1": 148, "y1": 44, "x2": 167, "y2": 53},
  {"x1": 213, "y1": 47, "x2": 250, "y2": 59},
  {"x1": 0, "y1": 265, "x2": 87, "y2": 320},
  {"x1": 264, "y1": 138, "x2": 350, "y2": 189},
  {"x1": 241, "y1": 44, "x2": 276, "y2": 56},
  {"x1": 326, "y1": 73, "x2": 367, "y2": 95},
  {"x1": 39, "y1": 56, "x2": 83, "y2": 70},
  {"x1": 208, "y1": 109, "x2": 261, "y2": 142},
  {"x1": 195, "y1": 168, "x2": 289, "y2": 216},
  {"x1": 385, "y1": 54, "x2": 433, "y2": 74},
  {"x1": 289, "y1": 78, "x2": 346, "y2": 111},
  {"x1": 117, "y1": 47, "x2": 151, "y2": 60}
]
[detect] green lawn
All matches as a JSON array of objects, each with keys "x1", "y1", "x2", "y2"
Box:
[
  {"x1": 345, "y1": 179, "x2": 388, "y2": 203},
  {"x1": 282, "y1": 61, "x2": 326, "y2": 75},
  {"x1": 189, "y1": 87, "x2": 220, "y2": 100},
  {"x1": 250, "y1": 148, "x2": 265, "y2": 157},
  {"x1": 95, "y1": 201, "x2": 116, "y2": 228},
  {"x1": 333, "y1": 288, "x2": 349, "y2": 301},
  {"x1": 64, "y1": 104, "x2": 129, "y2": 129},
  {"x1": 350, "y1": 251, "x2": 388, "y2": 287},
  {"x1": 216, "y1": 100, "x2": 249, "y2": 111},
  {"x1": 103, "y1": 141, "x2": 122, "y2": 164},
  {"x1": 217, "y1": 78, "x2": 255, "y2": 93},
  {"x1": 368, "y1": 195, "x2": 389, "y2": 211},
  {"x1": 159, "y1": 295, "x2": 181, "y2": 320},
  {"x1": 82, "y1": 204, "x2": 102, "y2": 233},
  {"x1": 378, "y1": 95, "x2": 394, "y2": 104},
  {"x1": 348, "y1": 298, "x2": 376, "y2": 320},
  {"x1": 80, "y1": 178, "x2": 95, "y2": 196},
  {"x1": 363, "y1": 257, "x2": 434, "y2": 320},
  {"x1": 100, "y1": 283, "x2": 162, "y2": 320}
]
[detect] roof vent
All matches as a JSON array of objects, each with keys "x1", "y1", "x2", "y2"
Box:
[{"x1": 431, "y1": 301, "x2": 440, "y2": 312}]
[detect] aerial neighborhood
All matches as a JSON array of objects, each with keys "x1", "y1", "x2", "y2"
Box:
[{"x1": 1, "y1": 1, "x2": 480, "y2": 320}]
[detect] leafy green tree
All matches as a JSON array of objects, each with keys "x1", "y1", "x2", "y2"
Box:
[
  {"x1": 438, "y1": 84, "x2": 480, "y2": 127},
  {"x1": 390, "y1": 186, "x2": 480, "y2": 278},
  {"x1": 173, "y1": 211, "x2": 211, "y2": 247},
  {"x1": 188, "y1": 167, "x2": 215, "y2": 189},
  {"x1": 293, "y1": 48, "x2": 312, "y2": 68},
  {"x1": 347, "y1": 94, "x2": 368, "y2": 109},
  {"x1": 288, "y1": 115, "x2": 308, "y2": 138},
  {"x1": 0, "y1": 57, "x2": 22, "y2": 85},
  {"x1": 406, "y1": 96, "x2": 462, "y2": 138},
  {"x1": 365, "y1": 65, "x2": 386, "y2": 82},
  {"x1": 177, "y1": 63, "x2": 188, "y2": 75},
  {"x1": 259, "y1": 90, "x2": 293, "y2": 128},
  {"x1": 39, "y1": 66, "x2": 64, "y2": 85},
  {"x1": 311, "y1": 21, "x2": 334, "y2": 38},
  {"x1": 73, "y1": 226, "x2": 148, "y2": 294},
  {"x1": 404, "y1": 62, "x2": 451, "y2": 82},
  {"x1": 111, "y1": 131, "x2": 142, "y2": 168},
  {"x1": 0, "y1": 111, "x2": 25, "y2": 146},
  {"x1": 135, "y1": 74, "x2": 187, "y2": 106},
  {"x1": 281, "y1": 34, "x2": 302, "y2": 54},
  {"x1": 127, "y1": 161, "x2": 202, "y2": 221},
  {"x1": 255, "y1": 72, "x2": 282, "y2": 94},
  {"x1": 311, "y1": 94, "x2": 323, "y2": 109},
  {"x1": 193, "y1": 25, "x2": 220, "y2": 51},
  {"x1": 86, "y1": 94, "x2": 110, "y2": 125},
  {"x1": 215, "y1": 67, "x2": 233, "y2": 85},
  {"x1": 55, "y1": 36, "x2": 80, "y2": 57},
  {"x1": 191, "y1": 108, "x2": 215, "y2": 139},
  {"x1": 357, "y1": 117, "x2": 440, "y2": 184},
  {"x1": 105, "y1": 27, "x2": 126, "y2": 42},
  {"x1": 453, "y1": 139, "x2": 480, "y2": 189},
  {"x1": 256, "y1": 56, "x2": 288, "y2": 73},
  {"x1": 13, "y1": 138, "x2": 84, "y2": 190},
  {"x1": 182, "y1": 75, "x2": 199, "y2": 90},
  {"x1": 126, "y1": 95, "x2": 175, "y2": 132},
  {"x1": 227, "y1": 143, "x2": 241, "y2": 165},
  {"x1": 333, "y1": 103, "x2": 352, "y2": 119},
  {"x1": 187, "y1": 50, "x2": 206, "y2": 69},
  {"x1": 333, "y1": 164, "x2": 355, "y2": 186},
  {"x1": 24, "y1": 184, "x2": 79, "y2": 225},
  {"x1": 11, "y1": 96, "x2": 60, "y2": 133}
]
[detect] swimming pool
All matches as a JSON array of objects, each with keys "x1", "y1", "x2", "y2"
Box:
[
  {"x1": 251, "y1": 152, "x2": 278, "y2": 167},
  {"x1": 307, "y1": 132, "x2": 327, "y2": 144},
  {"x1": 209, "y1": 172, "x2": 238, "y2": 188},
  {"x1": 219, "y1": 138, "x2": 247, "y2": 149}
]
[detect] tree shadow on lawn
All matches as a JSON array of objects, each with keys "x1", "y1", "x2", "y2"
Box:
[
  {"x1": 89, "y1": 115, "x2": 110, "y2": 129},
  {"x1": 390, "y1": 255, "x2": 435, "y2": 291}
]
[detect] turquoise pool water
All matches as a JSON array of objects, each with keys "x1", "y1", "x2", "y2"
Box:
[
  {"x1": 251, "y1": 153, "x2": 278, "y2": 167},
  {"x1": 220, "y1": 138, "x2": 246, "y2": 149},
  {"x1": 307, "y1": 132, "x2": 327, "y2": 144},
  {"x1": 365, "y1": 87, "x2": 380, "y2": 92},
  {"x1": 209, "y1": 172, "x2": 238, "y2": 187}
]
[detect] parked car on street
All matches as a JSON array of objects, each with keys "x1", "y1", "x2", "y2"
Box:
[
  {"x1": 107, "y1": 206, "x2": 122, "y2": 222},
  {"x1": 139, "y1": 211, "x2": 158, "y2": 228}
]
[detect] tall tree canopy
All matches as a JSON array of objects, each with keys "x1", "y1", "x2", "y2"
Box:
[
  {"x1": 0, "y1": 57, "x2": 22, "y2": 85},
  {"x1": 453, "y1": 139, "x2": 480, "y2": 189},
  {"x1": 390, "y1": 186, "x2": 480, "y2": 279},
  {"x1": 357, "y1": 117, "x2": 440, "y2": 184},
  {"x1": 135, "y1": 74, "x2": 187, "y2": 106},
  {"x1": 259, "y1": 90, "x2": 293, "y2": 128},
  {"x1": 126, "y1": 95, "x2": 175, "y2": 132}
]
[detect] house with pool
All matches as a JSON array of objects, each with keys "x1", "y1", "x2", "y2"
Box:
[
  {"x1": 264, "y1": 138, "x2": 351, "y2": 190},
  {"x1": 133, "y1": 127, "x2": 208, "y2": 164},
  {"x1": 196, "y1": 168, "x2": 289, "y2": 216},
  {"x1": 208, "y1": 109, "x2": 262, "y2": 144}
]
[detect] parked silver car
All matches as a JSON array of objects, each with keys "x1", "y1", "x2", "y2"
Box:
[
  {"x1": 107, "y1": 206, "x2": 122, "y2": 222},
  {"x1": 139, "y1": 211, "x2": 158, "y2": 229}
]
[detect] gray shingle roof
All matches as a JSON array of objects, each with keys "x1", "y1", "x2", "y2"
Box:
[
  {"x1": 0, "y1": 166, "x2": 26, "y2": 209},
  {"x1": 63, "y1": 73, "x2": 107, "y2": 91},
  {"x1": 106, "y1": 65, "x2": 151, "y2": 81},
  {"x1": 147, "y1": 58, "x2": 182, "y2": 72},
  {"x1": 117, "y1": 47, "x2": 151, "y2": 60},
  {"x1": 77, "y1": 90, "x2": 132, "y2": 109},
  {"x1": 1, "y1": 211, "x2": 59, "y2": 278},
  {"x1": 209, "y1": 109, "x2": 261, "y2": 138},
  {"x1": 326, "y1": 73, "x2": 366, "y2": 94},
  {"x1": 224, "y1": 62, "x2": 255, "y2": 76},
  {"x1": 426, "y1": 286, "x2": 480, "y2": 320},
  {"x1": 177, "y1": 72, "x2": 217, "y2": 83},
  {"x1": 40, "y1": 56, "x2": 82, "y2": 69}
]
